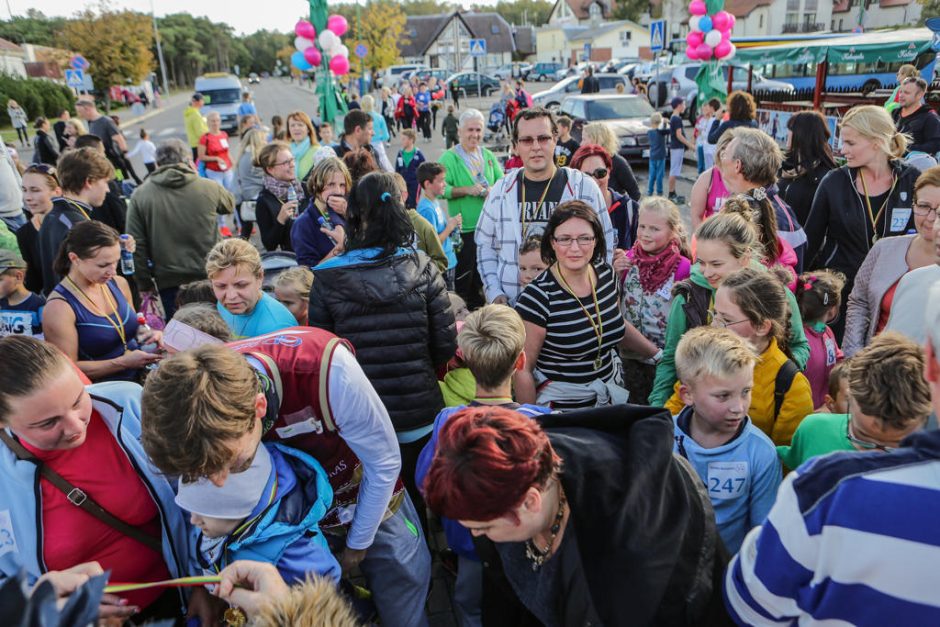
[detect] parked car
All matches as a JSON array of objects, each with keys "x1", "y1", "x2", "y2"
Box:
[
  {"x1": 632, "y1": 60, "x2": 674, "y2": 84},
  {"x1": 532, "y1": 73, "x2": 630, "y2": 111},
  {"x1": 527, "y1": 62, "x2": 563, "y2": 81},
  {"x1": 247, "y1": 72, "x2": 260, "y2": 84},
  {"x1": 444, "y1": 72, "x2": 501, "y2": 97},
  {"x1": 559, "y1": 94, "x2": 656, "y2": 163},
  {"x1": 647, "y1": 62, "x2": 795, "y2": 115},
  {"x1": 407, "y1": 68, "x2": 449, "y2": 84},
  {"x1": 379, "y1": 64, "x2": 428, "y2": 88},
  {"x1": 493, "y1": 62, "x2": 530, "y2": 80},
  {"x1": 602, "y1": 58, "x2": 640, "y2": 74},
  {"x1": 554, "y1": 62, "x2": 592, "y2": 82}
]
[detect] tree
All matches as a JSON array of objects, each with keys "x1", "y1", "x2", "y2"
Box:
[
  {"x1": 0, "y1": 9, "x2": 67, "y2": 46},
  {"x1": 61, "y1": 6, "x2": 153, "y2": 110},
  {"x1": 401, "y1": 0, "x2": 458, "y2": 16},
  {"x1": 919, "y1": 0, "x2": 940, "y2": 25},
  {"x1": 347, "y1": 0, "x2": 408, "y2": 77},
  {"x1": 612, "y1": 0, "x2": 651, "y2": 22},
  {"x1": 237, "y1": 30, "x2": 291, "y2": 75}
]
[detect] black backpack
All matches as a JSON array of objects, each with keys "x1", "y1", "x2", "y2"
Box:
[{"x1": 774, "y1": 359, "x2": 800, "y2": 420}]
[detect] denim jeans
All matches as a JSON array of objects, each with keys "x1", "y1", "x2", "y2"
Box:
[
  {"x1": 648, "y1": 158, "x2": 665, "y2": 196},
  {"x1": 358, "y1": 493, "x2": 432, "y2": 627},
  {"x1": 696, "y1": 145, "x2": 706, "y2": 175}
]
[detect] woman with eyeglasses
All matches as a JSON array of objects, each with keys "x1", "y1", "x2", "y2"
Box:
[
  {"x1": 570, "y1": 144, "x2": 637, "y2": 251},
  {"x1": 778, "y1": 332, "x2": 930, "y2": 471},
  {"x1": 844, "y1": 166, "x2": 940, "y2": 357},
  {"x1": 19, "y1": 165, "x2": 60, "y2": 293},
  {"x1": 254, "y1": 141, "x2": 303, "y2": 252},
  {"x1": 514, "y1": 200, "x2": 658, "y2": 410}
]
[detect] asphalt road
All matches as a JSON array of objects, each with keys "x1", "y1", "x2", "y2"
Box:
[{"x1": 114, "y1": 77, "x2": 698, "y2": 227}]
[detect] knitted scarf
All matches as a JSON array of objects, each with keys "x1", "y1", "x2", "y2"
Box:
[
  {"x1": 262, "y1": 174, "x2": 304, "y2": 203},
  {"x1": 632, "y1": 239, "x2": 682, "y2": 294}
]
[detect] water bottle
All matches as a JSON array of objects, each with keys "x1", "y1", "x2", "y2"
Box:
[
  {"x1": 136, "y1": 313, "x2": 159, "y2": 353},
  {"x1": 318, "y1": 215, "x2": 336, "y2": 244},
  {"x1": 449, "y1": 221, "x2": 463, "y2": 253},
  {"x1": 286, "y1": 186, "x2": 298, "y2": 218},
  {"x1": 119, "y1": 234, "x2": 134, "y2": 275}
]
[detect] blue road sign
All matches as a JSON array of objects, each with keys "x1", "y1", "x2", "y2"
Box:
[
  {"x1": 469, "y1": 38, "x2": 487, "y2": 57},
  {"x1": 69, "y1": 54, "x2": 89, "y2": 71},
  {"x1": 650, "y1": 20, "x2": 666, "y2": 53},
  {"x1": 355, "y1": 43, "x2": 368, "y2": 59},
  {"x1": 65, "y1": 69, "x2": 85, "y2": 89},
  {"x1": 584, "y1": 43, "x2": 592, "y2": 61}
]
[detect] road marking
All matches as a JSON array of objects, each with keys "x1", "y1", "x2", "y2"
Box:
[{"x1": 156, "y1": 128, "x2": 177, "y2": 137}]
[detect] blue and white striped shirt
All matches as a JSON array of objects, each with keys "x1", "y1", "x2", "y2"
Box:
[{"x1": 724, "y1": 429, "x2": 940, "y2": 625}]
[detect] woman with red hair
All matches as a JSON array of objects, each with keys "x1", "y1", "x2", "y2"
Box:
[
  {"x1": 423, "y1": 404, "x2": 729, "y2": 626},
  {"x1": 571, "y1": 144, "x2": 638, "y2": 250}
]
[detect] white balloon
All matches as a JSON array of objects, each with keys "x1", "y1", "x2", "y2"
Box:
[
  {"x1": 318, "y1": 30, "x2": 338, "y2": 51},
  {"x1": 724, "y1": 43, "x2": 737, "y2": 60},
  {"x1": 689, "y1": 16, "x2": 701, "y2": 32},
  {"x1": 704, "y1": 30, "x2": 722, "y2": 48},
  {"x1": 294, "y1": 36, "x2": 314, "y2": 51},
  {"x1": 336, "y1": 44, "x2": 350, "y2": 58}
]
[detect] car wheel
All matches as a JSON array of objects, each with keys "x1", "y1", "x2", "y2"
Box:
[{"x1": 482, "y1": 86, "x2": 492, "y2": 97}]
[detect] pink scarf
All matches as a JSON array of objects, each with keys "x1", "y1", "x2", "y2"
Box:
[{"x1": 632, "y1": 239, "x2": 682, "y2": 293}]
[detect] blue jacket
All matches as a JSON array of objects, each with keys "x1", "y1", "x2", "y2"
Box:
[
  {"x1": 415, "y1": 403, "x2": 551, "y2": 559},
  {"x1": 647, "y1": 126, "x2": 669, "y2": 161},
  {"x1": 395, "y1": 148, "x2": 426, "y2": 209},
  {"x1": 0, "y1": 382, "x2": 192, "y2": 593},
  {"x1": 195, "y1": 443, "x2": 340, "y2": 585},
  {"x1": 369, "y1": 111, "x2": 390, "y2": 143},
  {"x1": 291, "y1": 201, "x2": 346, "y2": 267}
]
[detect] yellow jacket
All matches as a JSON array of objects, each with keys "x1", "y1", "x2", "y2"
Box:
[
  {"x1": 664, "y1": 338, "x2": 813, "y2": 446},
  {"x1": 184, "y1": 106, "x2": 208, "y2": 148}
]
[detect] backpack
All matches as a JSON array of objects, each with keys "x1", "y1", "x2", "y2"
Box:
[{"x1": 773, "y1": 359, "x2": 799, "y2": 420}]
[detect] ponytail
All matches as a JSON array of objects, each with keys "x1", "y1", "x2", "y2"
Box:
[
  {"x1": 710, "y1": 195, "x2": 767, "y2": 261},
  {"x1": 721, "y1": 267, "x2": 794, "y2": 359},
  {"x1": 53, "y1": 220, "x2": 121, "y2": 278},
  {"x1": 890, "y1": 132, "x2": 910, "y2": 160}
]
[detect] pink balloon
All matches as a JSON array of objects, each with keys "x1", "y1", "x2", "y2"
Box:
[
  {"x1": 686, "y1": 46, "x2": 699, "y2": 61},
  {"x1": 687, "y1": 30, "x2": 704, "y2": 48},
  {"x1": 729, "y1": 14, "x2": 736, "y2": 30},
  {"x1": 327, "y1": 15, "x2": 348, "y2": 37},
  {"x1": 696, "y1": 43, "x2": 713, "y2": 60},
  {"x1": 711, "y1": 11, "x2": 730, "y2": 31},
  {"x1": 329, "y1": 54, "x2": 350, "y2": 75},
  {"x1": 715, "y1": 40, "x2": 733, "y2": 59},
  {"x1": 295, "y1": 20, "x2": 316, "y2": 40},
  {"x1": 304, "y1": 46, "x2": 322, "y2": 66},
  {"x1": 689, "y1": 0, "x2": 707, "y2": 16}
]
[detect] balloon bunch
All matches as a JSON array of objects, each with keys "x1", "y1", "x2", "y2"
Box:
[
  {"x1": 291, "y1": 16, "x2": 351, "y2": 76},
  {"x1": 686, "y1": 1, "x2": 735, "y2": 61}
]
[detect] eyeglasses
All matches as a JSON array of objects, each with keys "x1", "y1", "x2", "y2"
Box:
[
  {"x1": 708, "y1": 308, "x2": 750, "y2": 328},
  {"x1": 553, "y1": 235, "x2": 595, "y2": 247},
  {"x1": 913, "y1": 200, "x2": 939, "y2": 218},
  {"x1": 845, "y1": 411, "x2": 897, "y2": 452},
  {"x1": 516, "y1": 135, "x2": 554, "y2": 147},
  {"x1": 585, "y1": 168, "x2": 608, "y2": 180},
  {"x1": 273, "y1": 157, "x2": 296, "y2": 167},
  {"x1": 75, "y1": 101, "x2": 94, "y2": 108},
  {"x1": 24, "y1": 163, "x2": 60, "y2": 183}
]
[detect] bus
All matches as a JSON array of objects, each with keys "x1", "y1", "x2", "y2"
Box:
[{"x1": 733, "y1": 29, "x2": 939, "y2": 94}]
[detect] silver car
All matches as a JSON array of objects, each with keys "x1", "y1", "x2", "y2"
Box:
[
  {"x1": 647, "y1": 63, "x2": 795, "y2": 115},
  {"x1": 532, "y1": 73, "x2": 630, "y2": 111}
]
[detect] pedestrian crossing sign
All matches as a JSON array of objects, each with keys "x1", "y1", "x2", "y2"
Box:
[
  {"x1": 65, "y1": 69, "x2": 85, "y2": 89},
  {"x1": 470, "y1": 39, "x2": 487, "y2": 57},
  {"x1": 650, "y1": 20, "x2": 666, "y2": 53}
]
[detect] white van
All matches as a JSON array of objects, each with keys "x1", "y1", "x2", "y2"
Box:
[
  {"x1": 379, "y1": 64, "x2": 428, "y2": 88},
  {"x1": 194, "y1": 73, "x2": 243, "y2": 132}
]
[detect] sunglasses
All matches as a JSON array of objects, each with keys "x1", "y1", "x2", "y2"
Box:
[
  {"x1": 25, "y1": 163, "x2": 60, "y2": 183},
  {"x1": 586, "y1": 168, "x2": 609, "y2": 180}
]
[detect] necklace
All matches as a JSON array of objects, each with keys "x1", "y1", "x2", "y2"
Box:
[
  {"x1": 858, "y1": 170, "x2": 897, "y2": 245},
  {"x1": 555, "y1": 264, "x2": 605, "y2": 370},
  {"x1": 520, "y1": 167, "x2": 557, "y2": 239},
  {"x1": 524, "y1": 492, "x2": 567, "y2": 571},
  {"x1": 65, "y1": 276, "x2": 127, "y2": 350}
]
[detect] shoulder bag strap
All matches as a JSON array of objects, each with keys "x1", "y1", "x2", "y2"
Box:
[
  {"x1": 0, "y1": 430, "x2": 163, "y2": 554},
  {"x1": 774, "y1": 359, "x2": 800, "y2": 420}
]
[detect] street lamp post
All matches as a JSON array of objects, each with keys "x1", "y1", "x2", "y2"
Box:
[{"x1": 150, "y1": 0, "x2": 171, "y2": 99}]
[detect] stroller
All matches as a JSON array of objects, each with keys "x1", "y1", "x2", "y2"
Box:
[{"x1": 485, "y1": 101, "x2": 507, "y2": 143}]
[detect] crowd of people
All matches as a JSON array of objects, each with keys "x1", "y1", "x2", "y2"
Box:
[{"x1": 1, "y1": 65, "x2": 940, "y2": 627}]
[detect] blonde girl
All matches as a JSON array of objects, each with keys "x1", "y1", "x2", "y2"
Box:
[
  {"x1": 273, "y1": 266, "x2": 314, "y2": 326},
  {"x1": 617, "y1": 197, "x2": 691, "y2": 403}
]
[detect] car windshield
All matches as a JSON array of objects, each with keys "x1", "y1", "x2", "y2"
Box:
[
  {"x1": 202, "y1": 89, "x2": 241, "y2": 105},
  {"x1": 585, "y1": 98, "x2": 654, "y2": 120}
]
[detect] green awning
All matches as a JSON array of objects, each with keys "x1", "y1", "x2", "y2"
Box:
[
  {"x1": 827, "y1": 39, "x2": 933, "y2": 64},
  {"x1": 734, "y1": 45, "x2": 827, "y2": 66}
]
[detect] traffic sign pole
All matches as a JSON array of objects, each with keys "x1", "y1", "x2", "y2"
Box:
[
  {"x1": 650, "y1": 20, "x2": 666, "y2": 107},
  {"x1": 469, "y1": 39, "x2": 486, "y2": 99}
]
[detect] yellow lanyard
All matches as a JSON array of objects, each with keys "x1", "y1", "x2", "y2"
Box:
[
  {"x1": 555, "y1": 264, "x2": 605, "y2": 370},
  {"x1": 858, "y1": 171, "x2": 897, "y2": 244},
  {"x1": 64, "y1": 198, "x2": 91, "y2": 220},
  {"x1": 520, "y1": 168, "x2": 557, "y2": 239},
  {"x1": 66, "y1": 277, "x2": 127, "y2": 349}
]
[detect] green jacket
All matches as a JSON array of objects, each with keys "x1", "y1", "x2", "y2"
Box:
[
  {"x1": 440, "y1": 367, "x2": 476, "y2": 408},
  {"x1": 649, "y1": 260, "x2": 810, "y2": 407},
  {"x1": 439, "y1": 146, "x2": 503, "y2": 232},
  {"x1": 126, "y1": 164, "x2": 235, "y2": 290},
  {"x1": 408, "y1": 209, "x2": 448, "y2": 273}
]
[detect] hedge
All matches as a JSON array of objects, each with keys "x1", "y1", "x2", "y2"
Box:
[{"x1": 0, "y1": 75, "x2": 76, "y2": 127}]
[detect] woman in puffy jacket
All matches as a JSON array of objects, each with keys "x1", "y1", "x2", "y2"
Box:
[{"x1": 309, "y1": 171, "x2": 457, "y2": 518}]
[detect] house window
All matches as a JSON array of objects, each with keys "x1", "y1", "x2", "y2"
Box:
[
  {"x1": 589, "y1": 3, "x2": 601, "y2": 17},
  {"x1": 759, "y1": 14, "x2": 764, "y2": 28},
  {"x1": 619, "y1": 31, "x2": 632, "y2": 44}
]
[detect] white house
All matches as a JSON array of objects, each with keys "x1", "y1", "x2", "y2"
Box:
[
  {"x1": 832, "y1": 0, "x2": 922, "y2": 32},
  {"x1": 0, "y1": 38, "x2": 28, "y2": 79},
  {"x1": 537, "y1": 20, "x2": 650, "y2": 64},
  {"x1": 399, "y1": 12, "x2": 519, "y2": 73}
]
